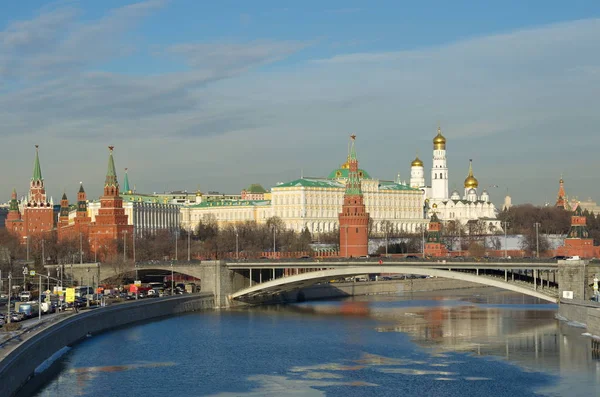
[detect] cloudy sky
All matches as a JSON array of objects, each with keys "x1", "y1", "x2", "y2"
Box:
[{"x1": 1, "y1": 0, "x2": 599, "y2": 207}]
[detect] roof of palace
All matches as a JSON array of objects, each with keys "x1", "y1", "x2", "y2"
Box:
[
  {"x1": 186, "y1": 200, "x2": 271, "y2": 208},
  {"x1": 122, "y1": 193, "x2": 171, "y2": 204},
  {"x1": 327, "y1": 167, "x2": 372, "y2": 180},
  {"x1": 378, "y1": 180, "x2": 421, "y2": 192},
  {"x1": 273, "y1": 178, "x2": 345, "y2": 189}
]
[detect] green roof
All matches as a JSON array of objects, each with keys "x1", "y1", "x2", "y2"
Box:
[
  {"x1": 273, "y1": 178, "x2": 345, "y2": 189},
  {"x1": 378, "y1": 181, "x2": 421, "y2": 191},
  {"x1": 187, "y1": 200, "x2": 271, "y2": 208},
  {"x1": 245, "y1": 183, "x2": 267, "y2": 194},
  {"x1": 32, "y1": 146, "x2": 42, "y2": 181},
  {"x1": 327, "y1": 168, "x2": 371, "y2": 180},
  {"x1": 122, "y1": 193, "x2": 167, "y2": 204},
  {"x1": 105, "y1": 147, "x2": 119, "y2": 188}
]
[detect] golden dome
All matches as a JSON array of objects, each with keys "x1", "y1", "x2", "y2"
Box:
[
  {"x1": 411, "y1": 156, "x2": 423, "y2": 167},
  {"x1": 464, "y1": 159, "x2": 478, "y2": 189},
  {"x1": 433, "y1": 127, "x2": 446, "y2": 150}
]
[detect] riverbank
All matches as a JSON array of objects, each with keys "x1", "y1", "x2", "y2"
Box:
[{"x1": 0, "y1": 293, "x2": 214, "y2": 397}]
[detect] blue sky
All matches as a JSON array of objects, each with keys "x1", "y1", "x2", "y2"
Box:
[{"x1": 1, "y1": 0, "x2": 600, "y2": 207}]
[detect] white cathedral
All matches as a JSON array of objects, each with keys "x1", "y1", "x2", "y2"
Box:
[{"x1": 409, "y1": 127, "x2": 501, "y2": 232}]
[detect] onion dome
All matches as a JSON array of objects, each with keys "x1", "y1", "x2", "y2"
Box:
[
  {"x1": 433, "y1": 127, "x2": 446, "y2": 150},
  {"x1": 464, "y1": 159, "x2": 479, "y2": 189},
  {"x1": 411, "y1": 156, "x2": 423, "y2": 167}
]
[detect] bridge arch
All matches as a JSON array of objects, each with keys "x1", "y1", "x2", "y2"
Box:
[{"x1": 230, "y1": 266, "x2": 557, "y2": 303}]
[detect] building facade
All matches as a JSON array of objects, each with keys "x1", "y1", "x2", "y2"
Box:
[{"x1": 555, "y1": 207, "x2": 600, "y2": 258}]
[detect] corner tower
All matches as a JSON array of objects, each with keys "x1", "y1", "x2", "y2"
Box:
[
  {"x1": 431, "y1": 127, "x2": 448, "y2": 200},
  {"x1": 338, "y1": 135, "x2": 370, "y2": 257}
]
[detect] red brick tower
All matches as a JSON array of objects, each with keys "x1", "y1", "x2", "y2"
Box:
[
  {"x1": 556, "y1": 206, "x2": 596, "y2": 258},
  {"x1": 89, "y1": 147, "x2": 133, "y2": 257},
  {"x1": 339, "y1": 135, "x2": 370, "y2": 258},
  {"x1": 555, "y1": 176, "x2": 569, "y2": 210},
  {"x1": 58, "y1": 192, "x2": 70, "y2": 229},
  {"x1": 74, "y1": 183, "x2": 91, "y2": 232},
  {"x1": 424, "y1": 209, "x2": 448, "y2": 257},
  {"x1": 9, "y1": 146, "x2": 55, "y2": 240},
  {"x1": 5, "y1": 188, "x2": 24, "y2": 235}
]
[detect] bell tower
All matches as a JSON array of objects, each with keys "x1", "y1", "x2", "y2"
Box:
[{"x1": 431, "y1": 127, "x2": 448, "y2": 200}]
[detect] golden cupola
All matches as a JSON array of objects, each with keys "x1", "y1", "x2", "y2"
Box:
[
  {"x1": 433, "y1": 126, "x2": 446, "y2": 150},
  {"x1": 411, "y1": 155, "x2": 423, "y2": 167},
  {"x1": 464, "y1": 159, "x2": 479, "y2": 189}
]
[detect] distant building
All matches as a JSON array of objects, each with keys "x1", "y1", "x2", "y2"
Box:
[
  {"x1": 241, "y1": 184, "x2": 267, "y2": 201},
  {"x1": 555, "y1": 206, "x2": 600, "y2": 258}
]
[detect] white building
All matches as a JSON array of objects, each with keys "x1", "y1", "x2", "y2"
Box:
[{"x1": 409, "y1": 127, "x2": 500, "y2": 232}]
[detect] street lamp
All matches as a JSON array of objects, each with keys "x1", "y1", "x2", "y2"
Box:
[
  {"x1": 24, "y1": 236, "x2": 29, "y2": 262},
  {"x1": 79, "y1": 232, "x2": 83, "y2": 264},
  {"x1": 170, "y1": 262, "x2": 174, "y2": 295},
  {"x1": 23, "y1": 266, "x2": 28, "y2": 292},
  {"x1": 534, "y1": 222, "x2": 541, "y2": 258},
  {"x1": 234, "y1": 227, "x2": 239, "y2": 261},
  {"x1": 123, "y1": 231, "x2": 128, "y2": 262},
  {"x1": 502, "y1": 221, "x2": 510, "y2": 258},
  {"x1": 6, "y1": 272, "x2": 12, "y2": 324},
  {"x1": 187, "y1": 228, "x2": 191, "y2": 262}
]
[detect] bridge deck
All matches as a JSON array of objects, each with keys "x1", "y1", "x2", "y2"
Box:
[{"x1": 227, "y1": 261, "x2": 559, "y2": 270}]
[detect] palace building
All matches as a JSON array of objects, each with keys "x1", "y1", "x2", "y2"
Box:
[
  {"x1": 5, "y1": 146, "x2": 55, "y2": 240},
  {"x1": 180, "y1": 136, "x2": 426, "y2": 234}
]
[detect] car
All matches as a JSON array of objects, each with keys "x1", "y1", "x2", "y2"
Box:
[{"x1": 405, "y1": 255, "x2": 419, "y2": 259}]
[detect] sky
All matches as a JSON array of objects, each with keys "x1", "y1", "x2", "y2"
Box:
[{"x1": 1, "y1": 0, "x2": 600, "y2": 208}]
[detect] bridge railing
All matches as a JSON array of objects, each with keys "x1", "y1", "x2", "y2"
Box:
[{"x1": 229, "y1": 257, "x2": 561, "y2": 264}]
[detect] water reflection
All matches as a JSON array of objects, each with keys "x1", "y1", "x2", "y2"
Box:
[{"x1": 33, "y1": 288, "x2": 600, "y2": 397}]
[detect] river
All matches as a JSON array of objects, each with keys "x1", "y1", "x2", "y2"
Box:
[{"x1": 32, "y1": 288, "x2": 599, "y2": 396}]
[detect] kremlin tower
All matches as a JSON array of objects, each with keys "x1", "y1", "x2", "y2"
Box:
[
  {"x1": 424, "y1": 206, "x2": 448, "y2": 257},
  {"x1": 338, "y1": 135, "x2": 370, "y2": 258},
  {"x1": 57, "y1": 182, "x2": 92, "y2": 242},
  {"x1": 6, "y1": 146, "x2": 54, "y2": 239},
  {"x1": 88, "y1": 146, "x2": 133, "y2": 258},
  {"x1": 555, "y1": 176, "x2": 570, "y2": 210},
  {"x1": 556, "y1": 206, "x2": 598, "y2": 258}
]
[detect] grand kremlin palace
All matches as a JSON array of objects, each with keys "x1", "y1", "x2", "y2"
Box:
[{"x1": 180, "y1": 140, "x2": 426, "y2": 235}]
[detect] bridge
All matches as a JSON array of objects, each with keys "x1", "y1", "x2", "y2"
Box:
[
  {"x1": 227, "y1": 261, "x2": 560, "y2": 303},
  {"x1": 44, "y1": 259, "x2": 598, "y2": 308}
]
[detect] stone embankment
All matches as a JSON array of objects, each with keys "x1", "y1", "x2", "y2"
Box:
[
  {"x1": 558, "y1": 299, "x2": 600, "y2": 336},
  {"x1": 0, "y1": 293, "x2": 214, "y2": 397}
]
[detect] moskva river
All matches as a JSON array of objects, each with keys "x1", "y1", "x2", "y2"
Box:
[{"x1": 33, "y1": 288, "x2": 599, "y2": 396}]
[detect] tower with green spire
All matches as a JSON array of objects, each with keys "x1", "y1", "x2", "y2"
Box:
[
  {"x1": 6, "y1": 188, "x2": 21, "y2": 222},
  {"x1": 28, "y1": 145, "x2": 50, "y2": 206},
  {"x1": 77, "y1": 182, "x2": 88, "y2": 214},
  {"x1": 338, "y1": 135, "x2": 370, "y2": 257},
  {"x1": 123, "y1": 168, "x2": 131, "y2": 194},
  {"x1": 424, "y1": 207, "x2": 448, "y2": 257},
  {"x1": 58, "y1": 192, "x2": 70, "y2": 228}
]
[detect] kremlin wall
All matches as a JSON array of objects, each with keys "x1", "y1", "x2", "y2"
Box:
[{"x1": 1, "y1": 127, "x2": 598, "y2": 260}]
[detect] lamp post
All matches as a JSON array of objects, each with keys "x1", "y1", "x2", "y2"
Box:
[
  {"x1": 502, "y1": 221, "x2": 509, "y2": 258},
  {"x1": 133, "y1": 230, "x2": 136, "y2": 263},
  {"x1": 94, "y1": 235, "x2": 97, "y2": 263},
  {"x1": 47, "y1": 270, "x2": 50, "y2": 291},
  {"x1": 421, "y1": 225, "x2": 425, "y2": 258},
  {"x1": 235, "y1": 227, "x2": 239, "y2": 261},
  {"x1": 273, "y1": 227, "x2": 276, "y2": 257},
  {"x1": 41, "y1": 239, "x2": 45, "y2": 268},
  {"x1": 23, "y1": 266, "x2": 28, "y2": 292},
  {"x1": 79, "y1": 232, "x2": 83, "y2": 264},
  {"x1": 26, "y1": 235, "x2": 30, "y2": 262},
  {"x1": 123, "y1": 231, "x2": 127, "y2": 262},
  {"x1": 170, "y1": 262, "x2": 174, "y2": 295},
  {"x1": 534, "y1": 222, "x2": 541, "y2": 258},
  {"x1": 38, "y1": 275, "x2": 42, "y2": 321},
  {"x1": 7, "y1": 272, "x2": 11, "y2": 324}
]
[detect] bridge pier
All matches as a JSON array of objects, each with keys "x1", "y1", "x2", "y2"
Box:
[
  {"x1": 558, "y1": 260, "x2": 600, "y2": 301},
  {"x1": 505, "y1": 269, "x2": 508, "y2": 282}
]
